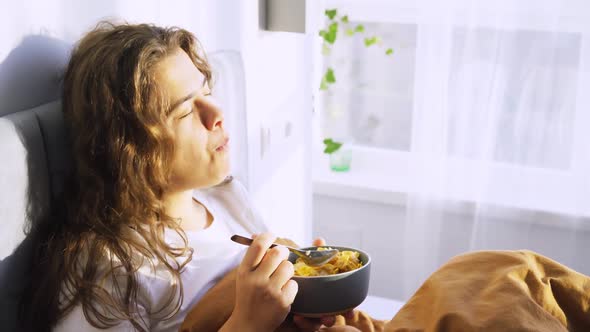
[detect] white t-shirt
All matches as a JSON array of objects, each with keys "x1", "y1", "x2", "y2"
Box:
[{"x1": 54, "y1": 179, "x2": 267, "y2": 332}]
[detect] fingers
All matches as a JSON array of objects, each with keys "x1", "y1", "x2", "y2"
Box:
[
  {"x1": 281, "y1": 279, "x2": 298, "y2": 305},
  {"x1": 257, "y1": 245, "x2": 290, "y2": 278},
  {"x1": 320, "y1": 316, "x2": 336, "y2": 326},
  {"x1": 293, "y1": 315, "x2": 323, "y2": 332},
  {"x1": 343, "y1": 310, "x2": 355, "y2": 320},
  {"x1": 313, "y1": 237, "x2": 326, "y2": 247},
  {"x1": 270, "y1": 259, "x2": 295, "y2": 289},
  {"x1": 239, "y1": 232, "x2": 276, "y2": 271},
  {"x1": 292, "y1": 314, "x2": 337, "y2": 331},
  {"x1": 319, "y1": 327, "x2": 362, "y2": 332}
]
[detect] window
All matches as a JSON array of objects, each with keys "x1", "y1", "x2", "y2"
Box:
[
  {"x1": 321, "y1": 22, "x2": 417, "y2": 151},
  {"x1": 314, "y1": 0, "x2": 590, "y2": 216}
]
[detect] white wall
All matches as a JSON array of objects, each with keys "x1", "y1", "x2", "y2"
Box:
[
  {"x1": 0, "y1": 0, "x2": 312, "y2": 244},
  {"x1": 313, "y1": 194, "x2": 406, "y2": 300},
  {"x1": 238, "y1": 0, "x2": 313, "y2": 245}
]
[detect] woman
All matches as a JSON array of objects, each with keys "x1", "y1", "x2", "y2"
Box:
[{"x1": 18, "y1": 22, "x2": 336, "y2": 332}]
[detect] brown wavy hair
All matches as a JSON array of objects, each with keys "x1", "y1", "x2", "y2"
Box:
[{"x1": 20, "y1": 22, "x2": 212, "y2": 331}]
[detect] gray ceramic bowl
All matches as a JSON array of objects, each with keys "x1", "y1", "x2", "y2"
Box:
[{"x1": 289, "y1": 246, "x2": 371, "y2": 317}]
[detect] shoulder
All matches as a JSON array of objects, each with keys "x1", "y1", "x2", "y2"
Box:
[
  {"x1": 196, "y1": 177, "x2": 251, "y2": 210},
  {"x1": 195, "y1": 177, "x2": 268, "y2": 234}
]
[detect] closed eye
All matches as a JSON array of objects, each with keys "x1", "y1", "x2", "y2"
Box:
[
  {"x1": 179, "y1": 109, "x2": 193, "y2": 119},
  {"x1": 179, "y1": 92, "x2": 211, "y2": 119}
]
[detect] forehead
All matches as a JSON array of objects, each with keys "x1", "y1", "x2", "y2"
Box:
[{"x1": 154, "y1": 49, "x2": 205, "y2": 100}]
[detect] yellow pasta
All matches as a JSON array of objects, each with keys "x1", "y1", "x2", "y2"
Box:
[{"x1": 294, "y1": 247, "x2": 363, "y2": 276}]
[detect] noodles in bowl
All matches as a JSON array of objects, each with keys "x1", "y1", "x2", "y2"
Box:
[{"x1": 294, "y1": 248, "x2": 363, "y2": 276}]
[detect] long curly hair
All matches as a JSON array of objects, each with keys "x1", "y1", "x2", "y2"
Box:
[{"x1": 20, "y1": 22, "x2": 212, "y2": 331}]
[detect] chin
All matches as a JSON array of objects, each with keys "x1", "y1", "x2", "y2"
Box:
[{"x1": 198, "y1": 161, "x2": 231, "y2": 188}]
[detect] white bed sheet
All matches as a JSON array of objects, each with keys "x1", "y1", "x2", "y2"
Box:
[{"x1": 357, "y1": 295, "x2": 405, "y2": 321}]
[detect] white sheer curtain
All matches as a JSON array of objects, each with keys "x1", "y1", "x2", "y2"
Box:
[
  {"x1": 318, "y1": 0, "x2": 590, "y2": 299},
  {"x1": 400, "y1": 0, "x2": 590, "y2": 298}
]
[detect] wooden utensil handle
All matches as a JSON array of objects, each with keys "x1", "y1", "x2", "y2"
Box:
[{"x1": 230, "y1": 234, "x2": 278, "y2": 248}]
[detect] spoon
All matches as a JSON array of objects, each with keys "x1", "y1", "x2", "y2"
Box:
[{"x1": 230, "y1": 234, "x2": 339, "y2": 267}]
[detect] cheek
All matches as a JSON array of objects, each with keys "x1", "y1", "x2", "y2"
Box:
[
  {"x1": 172, "y1": 125, "x2": 200, "y2": 161},
  {"x1": 176, "y1": 123, "x2": 224, "y2": 172},
  {"x1": 185, "y1": 128, "x2": 212, "y2": 168}
]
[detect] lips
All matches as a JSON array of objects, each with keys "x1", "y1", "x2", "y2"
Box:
[{"x1": 215, "y1": 137, "x2": 229, "y2": 151}]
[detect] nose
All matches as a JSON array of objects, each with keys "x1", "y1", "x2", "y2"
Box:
[
  {"x1": 210, "y1": 106, "x2": 224, "y2": 130},
  {"x1": 198, "y1": 98, "x2": 224, "y2": 131}
]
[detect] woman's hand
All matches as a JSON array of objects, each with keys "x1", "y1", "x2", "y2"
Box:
[
  {"x1": 318, "y1": 327, "x2": 362, "y2": 332},
  {"x1": 292, "y1": 311, "x2": 356, "y2": 331},
  {"x1": 222, "y1": 233, "x2": 298, "y2": 332}
]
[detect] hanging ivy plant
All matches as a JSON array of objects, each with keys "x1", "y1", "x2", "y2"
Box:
[{"x1": 319, "y1": 8, "x2": 394, "y2": 154}]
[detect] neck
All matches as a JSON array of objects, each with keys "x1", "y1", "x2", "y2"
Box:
[{"x1": 161, "y1": 189, "x2": 209, "y2": 231}]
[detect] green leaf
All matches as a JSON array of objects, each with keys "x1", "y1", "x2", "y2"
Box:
[
  {"x1": 341, "y1": 15, "x2": 349, "y2": 23},
  {"x1": 320, "y1": 68, "x2": 336, "y2": 91},
  {"x1": 364, "y1": 36, "x2": 379, "y2": 47},
  {"x1": 386, "y1": 48, "x2": 394, "y2": 55},
  {"x1": 323, "y1": 139, "x2": 343, "y2": 154},
  {"x1": 319, "y1": 68, "x2": 335, "y2": 91},
  {"x1": 345, "y1": 28, "x2": 355, "y2": 36},
  {"x1": 355, "y1": 24, "x2": 365, "y2": 33},
  {"x1": 325, "y1": 68, "x2": 336, "y2": 83},
  {"x1": 325, "y1": 9, "x2": 337, "y2": 20},
  {"x1": 322, "y1": 22, "x2": 338, "y2": 44},
  {"x1": 319, "y1": 30, "x2": 326, "y2": 37},
  {"x1": 320, "y1": 78, "x2": 328, "y2": 91}
]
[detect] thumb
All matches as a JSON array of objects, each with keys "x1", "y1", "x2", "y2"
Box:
[{"x1": 312, "y1": 237, "x2": 326, "y2": 246}]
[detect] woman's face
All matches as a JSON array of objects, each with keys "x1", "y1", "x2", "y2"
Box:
[{"x1": 155, "y1": 49, "x2": 230, "y2": 191}]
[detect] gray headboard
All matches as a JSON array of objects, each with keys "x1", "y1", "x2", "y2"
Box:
[{"x1": 0, "y1": 49, "x2": 248, "y2": 331}]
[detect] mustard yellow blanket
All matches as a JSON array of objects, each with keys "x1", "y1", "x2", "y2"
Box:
[{"x1": 182, "y1": 250, "x2": 590, "y2": 332}]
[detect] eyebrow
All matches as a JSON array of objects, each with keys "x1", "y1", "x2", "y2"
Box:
[{"x1": 167, "y1": 91, "x2": 197, "y2": 115}]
